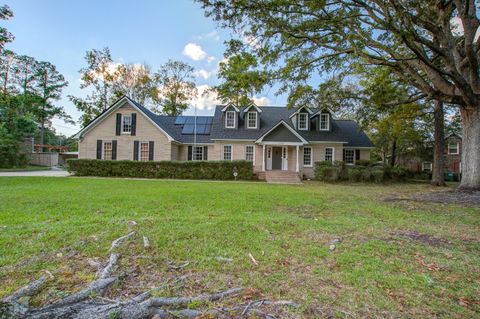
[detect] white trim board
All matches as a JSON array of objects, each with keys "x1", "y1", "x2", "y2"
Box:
[
  {"x1": 255, "y1": 120, "x2": 308, "y2": 144},
  {"x1": 243, "y1": 103, "x2": 262, "y2": 113}
]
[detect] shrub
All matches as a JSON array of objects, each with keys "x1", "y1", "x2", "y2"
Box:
[
  {"x1": 355, "y1": 160, "x2": 372, "y2": 167},
  {"x1": 314, "y1": 160, "x2": 410, "y2": 184},
  {"x1": 67, "y1": 159, "x2": 254, "y2": 180},
  {"x1": 348, "y1": 166, "x2": 364, "y2": 182},
  {"x1": 391, "y1": 165, "x2": 409, "y2": 181}
]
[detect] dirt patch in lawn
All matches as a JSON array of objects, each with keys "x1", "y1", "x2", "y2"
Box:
[
  {"x1": 384, "y1": 190, "x2": 480, "y2": 208},
  {"x1": 394, "y1": 230, "x2": 450, "y2": 247},
  {"x1": 275, "y1": 204, "x2": 324, "y2": 219}
]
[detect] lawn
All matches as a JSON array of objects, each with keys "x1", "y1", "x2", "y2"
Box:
[{"x1": 0, "y1": 177, "x2": 478, "y2": 318}]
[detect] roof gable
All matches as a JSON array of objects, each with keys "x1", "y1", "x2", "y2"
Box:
[
  {"x1": 74, "y1": 96, "x2": 175, "y2": 142},
  {"x1": 256, "y1": 120, "x2": 307, "y2": 144}
]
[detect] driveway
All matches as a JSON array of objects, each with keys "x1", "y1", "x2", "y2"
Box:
[{"x1": 0, "y1": 169, "x2": 71, "y2": 177}]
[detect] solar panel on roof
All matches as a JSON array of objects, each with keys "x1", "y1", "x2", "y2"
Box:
[
  {"x1": 174, "y1": 116, "x2": 187, "y2": 125},
  {"x1": 196, "y1": 117, "x2": 208, "y2": 124},
  {"x1": 182, "y1": 124, "x2": 195, "y2": 134}
]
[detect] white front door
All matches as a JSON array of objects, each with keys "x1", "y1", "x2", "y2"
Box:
[
  {"x1": 266, "y1": 146, "x2": 272, "y2": 170},
  {"x1": 282, "y1": 146, "x2": 288, "y2": 170}
]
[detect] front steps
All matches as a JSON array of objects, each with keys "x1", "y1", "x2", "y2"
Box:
[{"x1": 258, "y1": 170, "x2": 302, "y2": 184}]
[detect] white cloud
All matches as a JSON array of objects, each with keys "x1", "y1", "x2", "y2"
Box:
[
  {"x1": 253, "y1": 96, "x2": 271, "y2": 106},
  {"x1": 196, "y1": 31, "x2": 221, "y2": 41},
  {"x1": 182, "y1": 43, "x2": 207, "y2": 61},
  {"x1": 194, "y1": 69, "x2": 214, "y2": 80},
  {"x1": 206, "y1": 56, "x2": 216, "y2": 63},
  {"x1": 189, "y1": 85, "x2": 220, "y2": 111}
]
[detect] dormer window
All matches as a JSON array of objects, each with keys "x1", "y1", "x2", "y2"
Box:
[
  {"x1": 225, "y1": 111, "x2": 236, "y2": 128},
  {"x1": 247, "y1": 111, "x2": 257, "y2": 129},
  {"x1": 298, "y1": 113, "x2": 308, "y2": 130},
  {"x1": 320, "y1": 113, "x2": 329, "y2": 131}
]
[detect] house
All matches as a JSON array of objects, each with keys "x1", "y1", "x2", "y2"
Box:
[
  {"x1": 75, "y1": 96, "x2": 374, "y2": 181},
  {"x1": 421, "y1": 133, "x2": 462, "y2": 175}
]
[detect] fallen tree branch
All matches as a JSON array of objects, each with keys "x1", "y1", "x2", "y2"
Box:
[
  {"x1": 110, "y1": 231, "x2": 136, "y2": 251},
  {"x1": 1, "y1": 231, "x2": 298, "y2": 319},
  {"x1": 2, "y1": 275, "x2": 46, "y2": 303}
]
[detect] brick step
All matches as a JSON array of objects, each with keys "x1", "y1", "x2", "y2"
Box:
[{"x1": 260, "y1": 170, "x2": 302, "y2": 184}]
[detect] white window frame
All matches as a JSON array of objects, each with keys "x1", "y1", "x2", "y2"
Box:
[
  {"x1": 344, "y1": 149, "x2": 355, "y2": 165},
  {"x1": 139, "y1": 141, "x2": 149, "y2": 162},
  {"x1": 246, "y1": 111, "x2": 257, "y2": 129},
  {"x1": 303, "y1": 146, "x2": 312, "y2": 167},
  {"x1": 245, "y1": 145, "x2": 255, "y2": 161},
  {"x1": 298, "y1": 113, "x2": 308, "y2": 130},
  {"x1": 192, "y1": 146, "x2": 204, "y2": 161},
  {"x1": 122, "y1": 114, "x2": 132, "y2": 134},
  {"x1": 422, "y1": 161, "x2": 432, "y2": 172},
  {"x1": 223, "y1": 145, "x2": 233, "y2": 160},
  {"x1": 225, "y1": 111, "x2": 236, "y2": 128},
  {"x1": 102, "y1": 141, "x2": 113, "y2": 160},
  {"x1": 325, "y1": 147, "x2": 334, "y2": 162},
  {"x1": 447, "y1": 142, "x2": 459, "y2": 155},
  {"x1": 320, "y1": 113, "x2": 329, "y2": 131}
]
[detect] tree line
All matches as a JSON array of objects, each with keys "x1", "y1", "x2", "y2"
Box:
[{"x1": 197, "y1": 0, "x2": 478, "y2": 190}]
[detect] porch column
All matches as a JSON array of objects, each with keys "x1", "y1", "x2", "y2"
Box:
[
  {"x1": 296, "y1": 145, "x2": 299, "y2": 172},
  {"x1": 262, "y1": 144, "x2": 266, "y2": 171}
]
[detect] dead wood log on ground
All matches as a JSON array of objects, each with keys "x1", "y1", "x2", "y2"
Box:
[{"x1": 1, "y1": 232, "x2": 298, "y2": 319}]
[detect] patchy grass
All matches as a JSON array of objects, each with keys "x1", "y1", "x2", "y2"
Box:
[
  {"x1": 0, "y1": 165, "x2": 51, "y2": 172},
  {"x1": 0, "y1": 177, "x2": 478, "y2": 318}
]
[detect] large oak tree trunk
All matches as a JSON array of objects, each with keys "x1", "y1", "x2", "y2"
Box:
[
  {"x1": 431, "y1": 100, "x2": 446, "y2": 186},
  {"x1": 458, "y1": 107, "x2": 480, "y2": 190}
]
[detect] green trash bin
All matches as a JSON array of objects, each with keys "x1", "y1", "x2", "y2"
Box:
[{"x1": 444, "y1": 171, "x2": 455, "y2": 181}]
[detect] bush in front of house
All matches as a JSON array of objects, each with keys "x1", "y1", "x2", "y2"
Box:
[
  {"x1": 67, "y1": 159, "x2": 254, "y2": 180},
  {"x1": 314, "y1": 161, "x2": 409, "y2": 183}
]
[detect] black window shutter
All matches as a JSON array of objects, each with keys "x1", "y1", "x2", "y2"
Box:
[
  {"x1": 342, "y1": 149, "x2": 346, "y2": 161},
  {"x1": 149, "y1": 141, "x2": 154, "y2": 161},
  {"x1": 96, "y1": 140, "x2": 102, "y2": 159},
  {"x1": 133, "y1": 141, "x2": 139, "y2": 160},
  {"x1": 112, "y1": 140, "x2": 117, "y2": 160},
  {"x1": 131, "y1": 113, "x2": 136, "y2": 136},
  {"x1": 188, "y1": 146, "x2": 192, "y2": 160},
  {"x1": 116, "y1": 114, "x2": 121, "y2": 136},
  {"x1": 355, "y1": 149, "x2": 360, "y2": 161},
  {"x1": 203, "y1": 146, "x2": 208, "y2": 160}
]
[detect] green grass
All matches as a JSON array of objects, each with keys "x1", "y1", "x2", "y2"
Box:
[
  {"x1": 0, "y1": 177, "x2": 478, "y2": 318},
  {"x1": 0, "y1": 165, "x2": 51, "y2": 172}
]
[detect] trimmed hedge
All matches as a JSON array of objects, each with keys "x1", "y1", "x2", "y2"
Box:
[
  {"x1": 314, "y1": 161, "x2": 410, "y2": 183},
  {"x1": 67, "y1": 159, "x2": 254, "y2": 180}
]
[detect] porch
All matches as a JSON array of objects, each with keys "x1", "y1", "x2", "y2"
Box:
[{"x1": 257, "y1": 144, "x2": 304, "y2": 183}]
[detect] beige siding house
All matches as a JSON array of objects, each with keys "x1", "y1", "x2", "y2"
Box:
[{"x1": 76, "y1": 96, "x2": 374, "y2": 181}]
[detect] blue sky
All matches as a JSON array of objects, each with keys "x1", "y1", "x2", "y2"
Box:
[{"x1": 4, "y1": 0, "x2": 282, "y2": 136}]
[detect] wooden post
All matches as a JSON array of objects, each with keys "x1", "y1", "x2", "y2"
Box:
[
  {"x1": 296, "y1": 145, "x2": 299, "y2": 172},
  {"x1": 262, "y1": 144, "x2": 266, "y2": 171}
]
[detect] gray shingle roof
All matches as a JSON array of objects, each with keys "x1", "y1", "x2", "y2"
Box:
[{"x1": 130, "y1": 99, "x2": 373, "y2": 147}]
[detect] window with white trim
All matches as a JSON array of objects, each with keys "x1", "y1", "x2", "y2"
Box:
[
  {"x1": 344, "y1": 149, "x2": 355, "y2": 165},
  {"x1": 298, "y1": 113, "x2": 308, "y2": 130},
  {"x1": 245, "y1": 145, "x2": 255, "y2": 161},
  {"x1": 103, "y1": 141, "x2": 112, "y2": 160},
  {"x1": 325, "y1": 147, "x2": 334, "y2": 162},
  {"x1": 139, "y1": 142, "x2": 149, "y2": 161},
  {"x1": 320, "y1": 114, "x2": 329, "y2": 130},
  {"x1": 303, "y1": 146, "x2": 312, "y2": 166},
  {"x1": 122, "y1": 115, "x2": 132, "y2": 133},
  {"x1": 223, "y1": 145, "x2": 232, "y2": 160},
  {"x1": 225, "y1": 111, "x2": 235, "y2": 128},
  {"x1": 422, "y1": 162, "x2": 432, "y2": 172},
  {"x1": 193, "y1": 146, "x2": 204, "y2": 161},
  {"x1": 448, "y1": 142, "x2": 459, "y2": 155},
  {"x1": 247, "y1": 111, "x2": 257, "y2": 129}
]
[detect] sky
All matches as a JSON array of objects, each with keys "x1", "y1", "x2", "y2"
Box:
[{"x1": 3, "y1": 0, "x2": 283, "y2": 136}]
